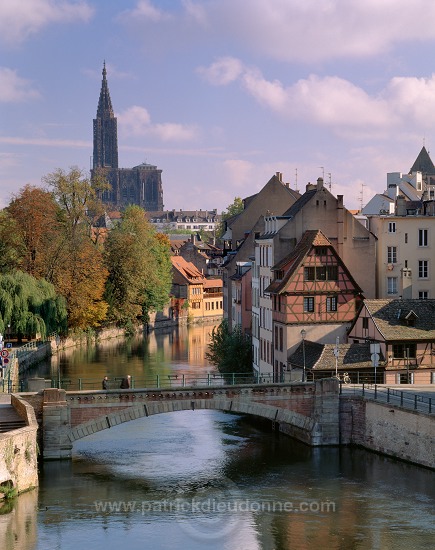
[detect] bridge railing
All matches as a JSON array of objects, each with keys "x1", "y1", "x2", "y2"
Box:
[
  {"x1": 47, "y1": 372, "x2": 273, "y2": 391},
  {"x1": 342, "y1": 383, "x2": 434, "y2": 414}
]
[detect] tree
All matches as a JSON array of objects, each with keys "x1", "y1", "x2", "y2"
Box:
[
  {"x1": 0, "y1": 271, "x2": 67, "y2": 340},
  {"x1": 205, "y1": 319, "x2": 252, "y2": 374},
  {"x1": 6, "y1": 185, "x2": 63, "y2": 280},
  {"x1": 217, "y1": 197, "x2": 244, "y2": 237},
  {"x1": 43, "y1": 166, "x2": 110, "y2": 238},
  {"x1": 52, "y1": 233, "x2": 108, "y2": 330},
  {"x1": 0, "y1": 210, "x2": 25, "y2": 274},
  {"x1": 104, "y1": 205, "x2": 172, "y2": 325},
  {"x1": 222, "y1": 197, "x2": 244, "y2": 219}
]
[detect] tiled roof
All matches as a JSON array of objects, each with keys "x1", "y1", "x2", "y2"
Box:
[
  {"x1": 281, "y1": 189, "x2": 316, "y2": 218},
  {"x1": 409, "y1": 146, "x2": 435, "y2": 175},
  {"x1": 364, "y1": 299, "x2": 435, "y2": 341},
  {"x1": 171, "y1": 256, "x2": 205, "y2": 282},
  {"x1": 289, "y1": 341, "x2": 378, "y2": 371}
]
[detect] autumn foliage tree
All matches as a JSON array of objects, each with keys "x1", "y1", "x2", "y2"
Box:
[
  {"x1": 104, "y1": 205, "x2": 172, "y2": 325},
  {"x1": 6, "y1": 185, "x2": 63, "y2": 279}
]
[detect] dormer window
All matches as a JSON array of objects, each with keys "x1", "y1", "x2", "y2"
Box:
[{"x1": 275, "y1": 270, "x2": 284, "y2": 280}]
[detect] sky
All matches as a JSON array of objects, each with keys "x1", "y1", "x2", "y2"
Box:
[{"x1": 2, "y1": 0, "x2": 435, "y2": 213}]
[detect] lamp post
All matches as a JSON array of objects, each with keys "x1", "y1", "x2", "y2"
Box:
[{"x1": 300, "y1": 329, "x2": 306, "y2": 382}]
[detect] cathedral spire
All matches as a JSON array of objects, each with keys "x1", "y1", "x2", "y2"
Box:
[
  {"x1": 97, "y1": 61, "x2": 114, "y2": 119},
  {"x1": 93, "y1": 62, "x2": 118, "y2": 169}
]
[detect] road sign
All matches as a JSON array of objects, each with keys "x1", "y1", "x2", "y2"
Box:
[
  {"x1": 371, "y1": 352, "x2": 379, "y2": 367},
  {"x1": 370, "y1": 343, "x2": 380, "y2": 354},
  {"x1": 2, "y1": 357, "x2": 9, "y2": 364},
  {"x1": 0, "y1": 349, "x2": 9, "y2": 358}
]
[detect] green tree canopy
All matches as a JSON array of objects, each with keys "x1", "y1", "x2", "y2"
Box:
[
  {"x1": 0, "y1": 271, "x2": 67, "y2": 340},
  {"x1": 205, "y1": 319, "x2": 252, "y2": 374},
  {"x1": 104, "y1": 205, "x2": 172, "y2": 325},
  {"x1": 216, "y1": 197, "x2": 244, "y2": 238}
]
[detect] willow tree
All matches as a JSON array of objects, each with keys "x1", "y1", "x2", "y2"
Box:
[
  {"x1": 104, "y1": 205, "x2": 172, "y2": 325},
  {"x1": 0, "y1": 271, "x2": 67, "y2": 340}
]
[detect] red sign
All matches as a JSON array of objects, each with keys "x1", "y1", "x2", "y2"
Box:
[
  {"x1": 0, "y1": 350, "x2": 9, "y2": 358},
  {"x1": 2, "y1": 357, "x2": 9, "y2": 364}
]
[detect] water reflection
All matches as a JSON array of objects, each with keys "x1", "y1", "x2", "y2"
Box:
[
  {"x1": 0, "y1": 490, "x2": 38, "y2": 550},
  {"x1": 31, "y1": 323, "x2": 217, "y2": 386},
  {"x1": 27, "y1": 411, "x2": 435, "y2": 550},
  {"x1": 15, "y1": 324, "x2": 435, "y2": 550}
]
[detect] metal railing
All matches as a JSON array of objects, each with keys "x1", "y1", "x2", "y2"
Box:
[
  {"x1": 341, "y1": 383, "x2": 434, "y2": 415},
  {"x1": 46, "y1": 372, "x2": 269, "y2": 391}
]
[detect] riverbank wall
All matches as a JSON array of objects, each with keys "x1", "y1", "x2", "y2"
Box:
[
  {"x1": 0, "y1": 395, "x2": 39, "y2": 497},
  {"x1": 340, "y1": 395, "x2": 434, "y2": 470}
]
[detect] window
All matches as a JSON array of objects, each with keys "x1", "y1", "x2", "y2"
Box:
[
  {"x1": 326, "y1": 296, "x2": 337, "y2": 311},
  {"x1": 419, "y1": 229, "x2": 428, "y2": 247},
  {"x1": 387, "y1": 246, "x2": 397, "y2": 264},
  {"x1": 275, "y1": 270, "x2": 284, "y2": 280},
  {"x1": 388, "y1": 222, "x2": 396, "y2": 233},
  {"x1": 392, "y1": 343, "x2": 416, "y2": 359},
  {"x1": 316, "y1": 266, "x2": 326, "y2": 280},
  {"x1": 362, "y1": 317, "x2": 369, "y2": 330},
  {"x1": 419, "y1": 260, "x2": 429, "y2": 278},
  {"x1": 327, "y1": 266, "x2": 338, "y2": 280},
  {"x1": 405, "y1": 233, "x2": 408, "y2": 244},
  {"x1": 304, "y1": 265, "x2": 337, "y2": 281},
  {"x1": 304, "y1": 267, "x2": 315, "y2": 281},
  {"x1": 315, "y1": 247, "x2": 327, "y2": 256},
  {"x1": 303, "y1": 297, "x2": 314, "y2": 312},
  {"x1": 279, "y1": 327, "x2": 283, "y2": 352},
  {"x1": 387, "y1": 277, "x2": 398, "y2": 295},
  {"x1": 419, "y1": 291, "x2": 429, "y2": 299}
]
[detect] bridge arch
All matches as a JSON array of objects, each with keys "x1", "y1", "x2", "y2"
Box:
[
  {"x1": 39, "y1": 381, "x2": 339, "y2": 459},
  {"x1": 68, "y1": 396, "x2": 318, "y2": 446}
]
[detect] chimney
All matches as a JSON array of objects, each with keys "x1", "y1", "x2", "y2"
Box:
[
  {"x1": 337, "y1": 195, "x2": 344, "y2": 258},
  {"x1": 275, "y1": 172, "x2": 283, "y2": 182},
  {"x1": 306, "y1": 182, "x2": 316, "y2": 191},
  {"x1": 317, "y1": 177, "x2": 324, "y2": 190},
  {"x1": 396, "y1": 195, "x2": 407, "y2": 216}
]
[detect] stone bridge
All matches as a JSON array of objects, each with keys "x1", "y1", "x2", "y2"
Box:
[{"x1": 23, "y1": 379, "x2": 339, "y2": 459}]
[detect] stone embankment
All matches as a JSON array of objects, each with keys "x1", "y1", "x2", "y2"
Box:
[{"x1": 0, "y1": 394, "x2": 38, "y2": 497}]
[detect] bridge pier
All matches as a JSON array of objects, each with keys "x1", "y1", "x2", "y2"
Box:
[{"x1": 42, "y1": 389, "x2": 72, "y2": 460}]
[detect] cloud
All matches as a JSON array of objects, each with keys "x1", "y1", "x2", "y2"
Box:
[
  {"x1": 0, "y1": 136, "x2": 89, "y2": 148},
  {"x1": 200, "y1": 58, "x2": 435, "y2": 137},
  {"x1": 211, "y1": 0, "x2": 435, "y2": 63},
  {"x1": 0, "y1": 0, "x2": 93, "y2": 45},
  {"x1": 118, "y1": 106, "x2": 199, "y2": 141},
  {"x1": 119, "y1": 1, "x2": 435, "y2": 64},
  {"x1": 197, "y1": 57, "x2": 244, "y2": 86},
  {"x1": 0, "y1": 67, "x2": 40, "y2": 102},
  {"x1": 222, "y1": 159, "x2": 254, "y2": 188},
  {"x1": 120, "y1": 0, "x2": 171, "y2": 22}
]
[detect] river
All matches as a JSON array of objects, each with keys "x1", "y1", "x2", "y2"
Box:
[{"x1": 2, "y1": 324, "x2": 435, "y2": 550}]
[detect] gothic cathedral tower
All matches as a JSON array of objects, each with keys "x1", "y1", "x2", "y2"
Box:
[
  {"x1": 93, "y1": 62, "x2": 118, "y2": 170},
  {"x1": 92, "y1": 63, "x2": 164, "y2": 212}
]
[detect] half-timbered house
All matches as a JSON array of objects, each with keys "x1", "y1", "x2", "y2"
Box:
[{"x1": 266, "y1": 230, "x2": 364, "y2": 380}]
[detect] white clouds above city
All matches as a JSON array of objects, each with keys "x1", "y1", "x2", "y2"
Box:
[{"x1": 1, "y1": 0, "x2": 435, "y2": 211}]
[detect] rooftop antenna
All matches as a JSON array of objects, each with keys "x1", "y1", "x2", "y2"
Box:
[
  {"x1": 359, "y1": 183, "x2": 366, "y2": 211},
  {"x1": 319, "y1": 166, "x2": 325, "y2": 179},
  {"x1": 327, "y1": 172, "x2": 332, "y2": 191},
  {"x1": 295, "y1": 168, "x2": 298, "y2": 191}
]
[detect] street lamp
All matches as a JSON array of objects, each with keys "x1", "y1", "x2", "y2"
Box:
[{"x1": 300, "y1": 329, "x2": 306, "y2": 382}]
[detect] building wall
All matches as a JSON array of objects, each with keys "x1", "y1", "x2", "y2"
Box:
[
  {"x1": 368, "y1": 215, "x2": 435, "y2": 299},
  {"x1": 275, "y1": 183, "x2": 376, "y2": 299}
]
